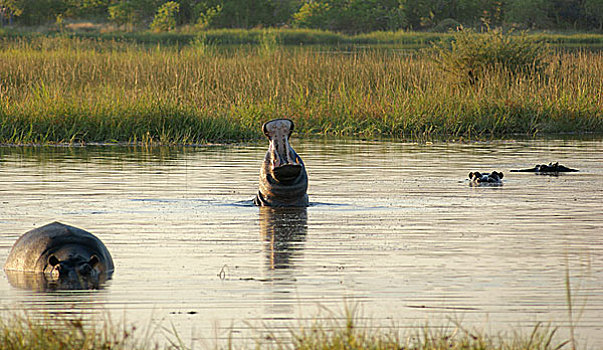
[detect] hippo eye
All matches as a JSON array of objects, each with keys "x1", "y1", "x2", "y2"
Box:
[{"x1": 48, "y1": 255, "x2": 60, "y2": 267}]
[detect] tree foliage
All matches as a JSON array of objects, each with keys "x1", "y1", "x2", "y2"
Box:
[
  {"x1": 150, "y1": 0, "x2": 179, "y2": 31},
  {"x1": 2, "y1": 0, "x2": 603, "y2": 32}
]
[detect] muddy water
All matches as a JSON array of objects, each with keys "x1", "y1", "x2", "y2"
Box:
[{"x1": 1, "y1": 138, "x2": 602, "y2": 348}]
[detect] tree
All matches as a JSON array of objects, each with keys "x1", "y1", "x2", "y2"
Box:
[
  {"x1": 0, "y1": 0, "x2": 23, "y2": 25},
  {"x1": 549, "y1": 0, "x2": 583, "y2": 28},
  {"x1": 150, "y1": 0, "x2": 179, "y2": 31},
  {"x1": 194, "y1": 0, "x2": 278, "y2": 29},
  {"x1": 584, "y1": 0, "x2": 603, "y2": 30},
  {"x1": 292, "y1": 1, "x2": 332, "y2": 29},
  {"x1": 293, "y1": 0, "x2": 406, "y2": 33},
  {"x1": 505, "y1": 0, "x2": 550, "y2": 29},
  {"x1": 64, "y1": 0, "x2": 111, "y2": 18},
  {"x1": 13, "y1": 0, "x2": 68, "y2": 25},
  {"x1": 108, "y1": 0, "x2": 162, "y2": 27}
]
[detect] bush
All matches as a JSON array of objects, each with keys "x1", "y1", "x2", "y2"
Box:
[
  {"x1": 293, "y1": 2, "x2": 332, "y2": 30},
  {"x1": 428, "y1": 27, "x2": 549, "y2": 84},
  {"x1": 150, "y1": 1, "x2": 179, "y2": 32}
]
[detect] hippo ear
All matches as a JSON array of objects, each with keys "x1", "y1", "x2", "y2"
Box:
[
  {"x1": 498, "y1": 172, "x2": 504, "y2": 179},
  {"x1": 262, "y1": 122, "x2": 270, "y2": 137},
  {"x1": 468, "y1": 172, "x2": 474, "y2": 179},
  {"x1": 48, "y1": 255, "x2": 60, "y2": 267},
  {"x1": 88, "y1": 255, "x2": 100, "y2": 268}
]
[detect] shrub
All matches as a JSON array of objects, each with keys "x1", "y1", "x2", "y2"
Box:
[
  {"x1": 150, "y1": 1, "x2": 179, "y2": 32},
  {"x1": 428, "y1": 27, "x2": 549, "y2": 84},
  {"x1": 293, "y1": 2, "x2": 332, "y2": 30}
]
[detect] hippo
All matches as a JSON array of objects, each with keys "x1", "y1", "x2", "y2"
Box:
[
  {"x1": 510, "y1": 162, "x2": 578, "y2": 173},
  {"x1": 4, "y1": 222, "x2": 114, "y2": 290},
  {"x1": 253, "y1": 119, "x2": 309, "y2": 207},
  {"x1": 468, "y1": 171, "x2": 504, "y2": 185}
]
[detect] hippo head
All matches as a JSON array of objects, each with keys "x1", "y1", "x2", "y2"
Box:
[
  {"x1": 262, "y1": 119, "x2": 303, "y2": 184},
  {"x1": 44, "y1": 254, "x2": 102, "y2": 290},
  {"x1": 468, "y1": 171, "x2": 504, "y2": 184}
]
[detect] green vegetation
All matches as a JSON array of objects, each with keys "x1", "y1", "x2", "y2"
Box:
[
  {"x1": 428, "y1": 28, "x2": 550, "y2": 84},
  {"x1": 284, "y1": 310, "x2": 568, "y2": 350},
  {"x1": 151, "y1": 1, "x2": 180, "y2": 33},
  {"x1": 3, "y1": 27, "x2": 603, "y2": 48},
  {"x1": 2, "y1": 0, "x2": 603, "y2": 33},
  {"x1": 0, "y1": 312, "x2": 164, "y2": 350},
  {"x1": 0, "y1": 30, "x2": 601, "y2": 145},
  {"x1": 0, "y1": 29, "x2": 602, "y2": 145},
  {"x1": 0, "y1": 309, "x2": 571, "y2": 350}
]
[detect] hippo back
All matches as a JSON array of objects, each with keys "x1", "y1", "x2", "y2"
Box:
[{"x1": 4, "y1": 222, "x2": 114, "y2": 274}]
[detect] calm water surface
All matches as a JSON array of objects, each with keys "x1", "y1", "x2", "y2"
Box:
[{"x1": 1, "y1": 138, "x2": 602, "y2": 348}]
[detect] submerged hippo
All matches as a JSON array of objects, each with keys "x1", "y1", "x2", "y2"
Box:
[
  {"x1": 254, "y1": 119, "x2": 309, "y2": 207},
  {"x1": 468, "y1": 171, "x2": 504, "y2": 185},
  {"x1": 510, "y1": 162, "x2": 578, "y2": 173},
  {"x1": 4, "y1": 222, "x2": 114, "y2": 290}
]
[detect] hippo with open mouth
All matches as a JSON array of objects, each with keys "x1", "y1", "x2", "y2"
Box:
[
  {"x1": 4, "y1": 222, "x2": 114, "y2": 291},
  {"x1": 510, "y1": 162, "x2": 578, "y2": 174},
  {"x1": 253, "y1": 119, "x2": 309, "y2": 207},
  {"x1": 468, "y1": 171, "x2": 504, "y2": 185}
]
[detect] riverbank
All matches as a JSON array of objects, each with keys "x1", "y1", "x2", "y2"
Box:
[
  {"x1": 3, "y1": 27, "x2": 603, "y2": 47},
  {"x1": 0, "y1": 32, "x2": 601, "y2": 145}
]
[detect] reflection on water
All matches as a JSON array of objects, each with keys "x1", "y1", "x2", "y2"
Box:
[
  {"x1": 260, "y1": 207, "x2": 307, "y2": 315},
  {"x1": 1, "y1": 138, "x2": 602, "y2": 349},
  {"x1": 260, "y1": 207, "x2": 307, "y2": 271}
]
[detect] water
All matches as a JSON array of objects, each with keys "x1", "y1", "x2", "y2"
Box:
[{"x1": 1, "y1": 138, "x2": 602, "y2": 348}]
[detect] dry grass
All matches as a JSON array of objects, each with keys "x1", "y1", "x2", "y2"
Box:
[{"x1": 0, "y1": 35, "x2": 601, "y2": 144}]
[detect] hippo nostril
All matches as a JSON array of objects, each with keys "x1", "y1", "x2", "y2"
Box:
[{"x1": 80, "y1": 264, "x2": 92, "y2": 275}]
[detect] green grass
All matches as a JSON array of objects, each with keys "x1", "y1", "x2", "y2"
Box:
[
  {"x1": 0, "y1": 33, "x2": 601, "y2": 144},
  {"x1": 0, "y1": 308, "x2": 571, "y2": 350},
  {"x1": 0, "y1": 312, "x2": 161, "y2": 350},
  {"x1": 4, "y1": 27, "x2": 603, "y2": 47}
]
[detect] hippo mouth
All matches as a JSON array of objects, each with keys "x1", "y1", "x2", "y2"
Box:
[
  {"x1": 263, "y1": 119, "x2": 303, "y2": 183},
  {"x1": 273, "y1": 164, "x2": 302, "y2": 182}
]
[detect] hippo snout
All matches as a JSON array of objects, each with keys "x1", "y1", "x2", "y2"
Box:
[{"x1": 263, "y1": 119, "x2": 301, "y2": 169}]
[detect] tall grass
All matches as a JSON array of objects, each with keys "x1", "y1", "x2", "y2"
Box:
[
  {"x1": 0, "y1": 308, "x2": 570, "y2": 350},
  {"x1": 0, "y1": 35, "x2": 601, "y2": 144},
  {"x1": 0, "y1": 312, "x2": 162, "y2": 350},
  {"x1": 278, "y1": 306, "x2": 568, "y2": 350}
]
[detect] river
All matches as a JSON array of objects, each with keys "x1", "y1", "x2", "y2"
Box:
[{"x1": 1, "y1": 137, "x2": 601, "y2": 348}]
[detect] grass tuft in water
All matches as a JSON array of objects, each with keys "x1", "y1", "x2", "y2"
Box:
[
  {"x1": 0, "y1": 312, "x2": 165, "y2": 350},
  {"x1": 265, "y1": 305, "x2": 570, "y2": 350},
  {"x1": 0, "y1": 307, "x2": 575, "y2": 350}
]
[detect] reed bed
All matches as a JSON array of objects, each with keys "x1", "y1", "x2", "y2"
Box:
[{"x1": 0, "y1": 35, "x2": 601, "y2": 144}]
